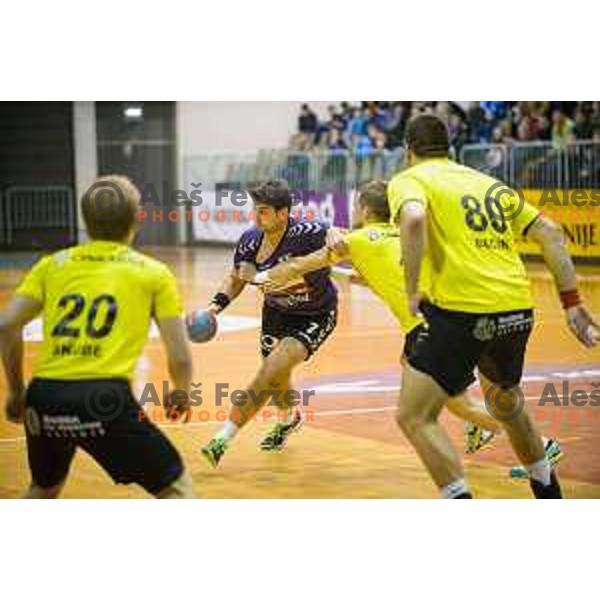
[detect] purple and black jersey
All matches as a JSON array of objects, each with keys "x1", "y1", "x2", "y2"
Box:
[{"x1": 234, "y1": 218, "x2": 338, "y2": 315}]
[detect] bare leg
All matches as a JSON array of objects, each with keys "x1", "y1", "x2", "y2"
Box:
[
  {"x1": 229, "y1": 337, "x2": 307, "y2": 428},
  {"x1": 446, "y1": 393, "x2": 501, "y2": 433},
  {"x1": 402, "y1": 355, "x2": 501, "y2": 433},
  {"x1": 396, "y1": 364, "x2": 463, "y2": 489},
  {"x1": 202, "y1": 338, "x2": 309, "y2": 466},
  {"x1": 478, "y1": 374, "x2": 545, "y2": 466},
  {"x1": 263, "y1": 372, "x2": 296, "y2": 420}
]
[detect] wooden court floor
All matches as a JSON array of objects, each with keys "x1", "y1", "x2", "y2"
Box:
[{"x1": 1, "y1": 246, "x2": 600, "y2": 498}]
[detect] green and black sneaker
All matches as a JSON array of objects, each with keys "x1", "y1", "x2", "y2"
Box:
[
  {"x1": 260, "y1": 410, "x2": 304, "y2": 452},
  {"x1": 201, "y1": 437, "x2": 228, "y2": 468},
  {"x1": 465, "y1": 423, "x2": 497, "y2": 454}
]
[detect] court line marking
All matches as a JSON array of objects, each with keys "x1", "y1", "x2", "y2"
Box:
[
  {"x1": 0, "y1": 437, "x2": 26, "y2": 444},
  {"x1": 0, "y1": 405, "x2": 395, "y2": 445},
  {"x1": 0, "y1": 395, "x2": 589, "y2": 446}
]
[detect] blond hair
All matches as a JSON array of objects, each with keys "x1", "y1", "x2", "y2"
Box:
[
  {"x1": 82, "y1": 175, "x2": 140, "y2": 241},
  {"x1": 358, "y1": 179, "x2": 390, "y2": 221}
]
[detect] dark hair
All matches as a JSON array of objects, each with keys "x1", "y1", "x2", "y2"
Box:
[
  {"x1": 358, "y1": 179, "x2": 390, "y2": 221},
  {"x1": 405, "y1": 114, "x2": 449, "y2": 158},
  {"x1": 249, "y1": 179, "x2": 292, "y2": 211}
]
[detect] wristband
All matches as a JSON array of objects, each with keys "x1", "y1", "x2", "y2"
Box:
[
  {"x1": 211, "y1": 292, "x2": 231, "y2": 312},
  {"x1": 560, "y1": 289, "x2": 581, "y2": 310}
]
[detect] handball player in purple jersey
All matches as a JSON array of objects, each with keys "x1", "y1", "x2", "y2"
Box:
[{"x1": 200, "y1": 179, "x2": 338, "y2": 467}]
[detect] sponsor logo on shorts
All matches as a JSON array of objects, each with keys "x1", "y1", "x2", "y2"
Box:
[
  {"x1": 496, "y1": 312, "x2": 533, "y2": 334},
  {"x1": 473, "y1": 313, "x2": 532, "y2": 341},
  {"x1": 26, "y1": 408, "x2": 106, "y2": 438},
  {"x1": 473, "y1": 317, "x2": 497, "y2": 341},
  {"x1": 40, "y1": 415, "x2": 105, "y2": 438}
]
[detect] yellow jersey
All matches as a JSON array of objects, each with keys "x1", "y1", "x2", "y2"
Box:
[
  {"x1": 16, "y1": 241, "x2": 183, "y2": 380},
  {"x1": 345, "y1": 223, "x2": 429, "y2": 334},
  {"x1": 387, "y1": 158, "x2": 539, "y2": 313}
]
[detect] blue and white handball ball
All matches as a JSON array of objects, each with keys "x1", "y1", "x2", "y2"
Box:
[{"x1": 186, "y1": 309, "x2": 218, "y2": 343}]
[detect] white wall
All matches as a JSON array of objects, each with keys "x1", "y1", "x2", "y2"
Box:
[
  {"x1": 175, "y1": 101, "x2": 336, "y2": 243},
  {"x1": 177, "y1": 101, "x2": 334, "y2": 156}
]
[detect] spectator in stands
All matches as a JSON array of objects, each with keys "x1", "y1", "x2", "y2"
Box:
[
  {"x1": 326, "y1": 104, "x2": 342, "y2": 127},
  {"x1": 347, "y1": 106, "x2": 368, "y2": 138},
  {"x1": 291, "y1": 100, "x2": 598, "y2": 161},
  {"x1": 340, "y1": 102, "x2": 353, "y2": 125},
  {"x1": 314, "y1": 104, "x2": 345, "y2": 147},
  {"x1": 327, "y1": 129, "x2": 348, "y2": 151},
  {"x1": 298, "y1": 104, "x2": 318, "y2": 135},
  {"x1": 550, "y1": 101, "x2": 577, "y2": 119},
  {"x1": 574, "y1": 107, "x2": 594, "y2": 140},
  {"x1": 323, "y1": 128, "x2": 348, "y2": 188},
  {"x1": 591, "y1": 102, "x2": 600, "y2": 131},
  {"x1": 517, "y1": 104, "x2": 546, "y2": 141},
  {"x1": 352, "y1": 125, "x2": 376, "y2": 158},
  {"x1": 467, "y1": 101, "x2": 486, "y2": 143},
  {"x1": 483, "y1": 127, "x2": 510, "y2": 179},
  {"x1": 499, "y1": 119, "x2": 515, "y2": 143},
  {"x1": 383, "y1": 102, "x2": 403, "y2": 132},
  {"x1": 385, "y1": 102, "x2": 407, "y2": 148},
  {"x1": 551, "y1": 109, "x2": 575, "y2": 150},
  {"x1": 373, "y1": 102, "x2": 390, "y2": 130},
  {"x1": 448, "y1": 112, "x2": 468, "y2": 155},
  {"x1": 297, "y1": 104, "x2": 318, "y2": 151},
  {"x1": 372, "y1": 127, "x2": 389, "y2": 152},
  {"x1": 481, "y1": 101, "x2": 507, "y2": 120},
  {"x1": 491, "y1": 126, "x2": 504, "y2": 145},
  {"x1": 590, "y1": 127, "x2": 600, "y2": 187},
  {"x1": 330, "y1": 113, "x2": 346, "y2": 134}
]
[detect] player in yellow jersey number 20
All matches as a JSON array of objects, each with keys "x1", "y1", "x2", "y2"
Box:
[{"x1": 0, "y1": 176, "x2": 194, "y2": 499}]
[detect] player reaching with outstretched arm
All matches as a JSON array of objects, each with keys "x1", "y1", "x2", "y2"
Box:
[
  {"x1": 254, "y1": 179, "x2": 563, "y2": 471},
  {"x1": 1, "y1": 176, "x2": 194, "y2": 499},
  {"x1": 200, "y1": 179, "x2": 338, "y2": 467},
  {"x1": 392, "y1": 114, "x2": 598, "y2": 499}
]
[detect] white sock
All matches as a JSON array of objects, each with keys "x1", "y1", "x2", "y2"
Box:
[
  {"x1": 526, "y1": 458, "x2": 551, "y2": 486},
  {"x1": 441, "y1": 478, "x2": 470, "y2": 499},
  {"x1": 216, "y1": 420, "x2": 239, "y2": 443}
]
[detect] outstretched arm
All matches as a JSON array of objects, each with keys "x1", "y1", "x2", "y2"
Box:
[
  {"x1": 527, "y1": 216, "x2": 598, "y2": 347},
  {"x1": 256, "y1": 246, "x2": 349, "y2": 293}
]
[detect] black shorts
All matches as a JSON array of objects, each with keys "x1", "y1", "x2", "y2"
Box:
[
  {"x1": 261, "y1": 304, "x2": 337, "y2": 359},
  {"x1": 402, "y1": 324, "x2": 425, "y2": 359},
  {"x1": 24, "y1": 378, "x2": 184, "y2": 495},
  {"x1": 407, "y1": 303, "x2": 534, "y2": 396}
]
